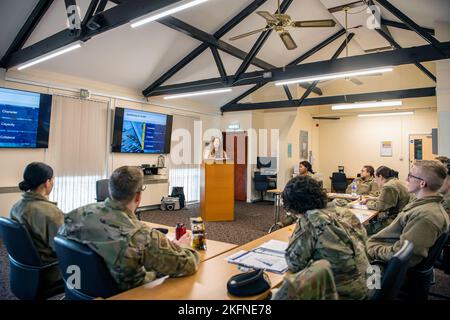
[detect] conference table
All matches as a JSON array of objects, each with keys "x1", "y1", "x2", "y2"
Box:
[
  {"x1": 142, "y1": 221, "x2": 237, "y2": 262},
  {"x1": 111, "y1": 209, "x2": 378, "y2": 300},
  {"x1": 109, "y1": 225, "x2": 294, "y2": 300}
]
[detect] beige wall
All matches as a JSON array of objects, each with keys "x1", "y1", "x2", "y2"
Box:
[
  {"x1": 0, "y1": 69, "x2": 221, "y2": 216},
  {"x1": 318, "y1": 109, "x2": 437, "y2": 190}
]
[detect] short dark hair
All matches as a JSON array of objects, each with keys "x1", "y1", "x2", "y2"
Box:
[
  {"x1": 363, "y1": 165, "x2": 375, "y2": 177},
  {"x1": 375, "y1": 166, "x2": 399, "y2": 179},
  {"x1": 109, "y1": 166, "x2": 144, "y2": 203},
  {"x1": 282, "y1": 175, "x2": 327, "y2": 214},
  {"x1": 299, "y1": 161, "x2": 314, "y2": 174},
  {"x1": 19, "y1": 162, "x2": 53, "y2": 192}
]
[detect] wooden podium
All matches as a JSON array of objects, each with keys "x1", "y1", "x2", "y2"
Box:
[{"x1": 200, "y1": 160, "x2": 234, "y2": 221}]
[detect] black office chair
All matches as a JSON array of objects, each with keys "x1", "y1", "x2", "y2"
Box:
[
  {"x1": 434, "y1": 237, "x2": 450, "y2": 275},
  {"x1": 254, "y1": 172, "x2": 276, "y2": 202},
  {"x1": 95, "y1": 179, "x2": 109, "y2": 202},
  {"x1": 54, "y1": 235, "x2": 120, "y2": 300},
  {"x1": 402, "y1": 232, "x2": 449, "y2": 300},
  {"x1": 0, "y1": 217, "x2": 64, "y2": 300},
  {"x1": 331, "y1": 172, "x2": 348, "y2": 193},
  {"x1": 371, "y1": 240, "x2": 414, "y2": 300}
]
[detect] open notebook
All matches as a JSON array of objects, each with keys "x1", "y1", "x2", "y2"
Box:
[{"x1": 225, "y1": 240, "x2": 289, "y2": 274}]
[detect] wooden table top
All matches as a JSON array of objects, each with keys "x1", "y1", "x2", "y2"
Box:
[
  {"x1": 109, "y1": 225, "x2": 295, "y2": 300},
  {"x1": 327, "y1": 193, "x2": 360, "y2": 200},
  {"x1": 142, "y1": 221, "x2": 237, "y2": 262},
  {"x1": 266, "y1": 189, "x2": 283, "y2": 194},
  {"x1": 349, "y1": 208, "x2": 379, "y2": 225}
]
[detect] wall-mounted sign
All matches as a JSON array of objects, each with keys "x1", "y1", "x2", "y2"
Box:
[
  {"x1": 380, "y1": 141, "x2": 393, "y2": 157},
  {"x1": 228, "y1": 123, "x2": 240, "y2": 130}
]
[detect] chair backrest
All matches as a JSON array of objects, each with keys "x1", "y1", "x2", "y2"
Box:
[
  {"x1": 0, "y1": 217, "x2": 42, "y2": 266},
  {"x1": 331, "y1": 172, "x2": 348, "y2": 192},
  {"x1": 96, "y1": 179, "x2": 109, "y2": 202},
  {"x1": 372, "y1": 240, "x2": 414, "y2": 300},
  {"x1": 332, "y1": 172, "x2": 347, "y2": 183},
  {"x1": 54, "y1": 235, "x2": 120, "y2": 299},
  {"x1": 413, "y1": 232, "x2": 449, "y2": 271}
]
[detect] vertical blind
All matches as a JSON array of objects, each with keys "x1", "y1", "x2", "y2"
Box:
[
  {"x1": 48, "y1": 96, "x2": 108, "y2": 212},
  {"x1": 168, "y1": 115, "x2": 200, "y2": 202}
]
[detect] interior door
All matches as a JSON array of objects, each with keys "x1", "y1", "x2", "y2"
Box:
[
  {"x1": 223, "y1": 131, "x2": 247, "y2": 201},
  {"x1": 409, "y1": 134, "x2": 437, "y2": 169}
]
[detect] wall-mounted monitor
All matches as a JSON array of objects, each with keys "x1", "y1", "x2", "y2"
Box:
[
  {"x1": 0, "y1": 87, "x2": 52, "y2": 149},
  {"x1": 111, "y1": 107, "x2": 173, "y2": 154}
]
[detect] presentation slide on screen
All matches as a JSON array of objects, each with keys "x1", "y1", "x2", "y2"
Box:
[
  {"x1": 0, "y1": 88, "x2": 40, "y2": 148},
  {"x1": 121, "y1": 109, "x2": 168, "y2": 153}
]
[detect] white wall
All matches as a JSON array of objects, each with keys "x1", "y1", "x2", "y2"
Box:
[{"x1": 318, "y1": 109, "x2": 438, "y2": 189}]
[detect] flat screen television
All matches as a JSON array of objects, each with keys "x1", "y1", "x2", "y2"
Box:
[
  {"x1": 0, "y1": 87, "x2": 52, "y2": 148},
  {"x1": 112, "y1": 107, "x2": 173, "y2": 154}
]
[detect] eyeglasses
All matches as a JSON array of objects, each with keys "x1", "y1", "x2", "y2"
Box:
[
  {"x1": 137, "y1": 185, "x2": 146, "y2": 192},
  {"x1": 407, "y1": 173, "x2": 425, "y2": 182}
]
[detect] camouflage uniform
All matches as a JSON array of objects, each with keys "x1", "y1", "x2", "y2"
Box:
[
  {"x1": 285, "y1": 207, "x2": 370, "y2": 300},
  {"x1": 58, "y1": 198, "x2": 200, "y2": 292},
  {"x1": 346, "y1": 176, "x2": 379, "y2": 196},
  {"x1": 367, "y1": 195, "x2": 450, "y2": 268},
  {"x1": 441, "y1": 193, "x2": 450, "y2": 216},
  {"x1": 271, "y1": 259, "x2": 338, "y2": 300},
  {"x1": 366, "y1": 178, "x2": 411, "y2": 234},
  {"x1": 10, "y1": 192, "x2": 64, "y2": 283}
]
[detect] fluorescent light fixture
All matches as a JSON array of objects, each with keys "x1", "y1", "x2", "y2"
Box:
[
  {"x1": 274, "y1": 66, "x2": 393, "y2": 86},
  {"x1": 358, "y1": 111, "x2": 414, "y2": 117},
  {"x1": 17, "y1": 42, "x2": 82, "y2": 71},
  {"x1": 332, "y1": 100, "x2": 402, "y2": 110},
  {"x1": 131, "y1": 0, "x2": 209, "y2": 28},
  {"x1": 164, "y1": 88, "x2": 232, "y2": 100}
]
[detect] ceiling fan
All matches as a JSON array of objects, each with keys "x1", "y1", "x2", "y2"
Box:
[{"x1": 229, "y1": 0, "x2": 336, "y2": 50}]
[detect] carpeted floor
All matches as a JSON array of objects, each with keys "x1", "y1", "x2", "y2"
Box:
[{"x1": 1, "y1": 201, "x2": 449, "y2": 300}]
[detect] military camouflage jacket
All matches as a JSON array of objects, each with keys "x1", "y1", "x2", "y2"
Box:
[
  {"x1": 10, "y1": 192, "x2": 64, "y2": 263},
  {"x1": 346, "y1": 176, "x2": 379, "y2": 196},
  {"x1": 441, "y1": 193, "x2": 450, "y2": 216},
  {"x1": 272, "y1": 259, "x2": 338, "y2": 300},
  {"x1": 285, "y1": 207, "x2": 370, "y2": 300},
  {"x1": 367, "y1": 195, "x2": 450, "y2": 268},
  {"x1": 58, "y1": 198, "x2": 200, "y2": 291},
  {"x1": 366, "y1": 178, "x2": 410, "y2": 216}
]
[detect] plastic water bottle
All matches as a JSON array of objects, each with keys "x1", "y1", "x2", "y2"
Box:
[{"x1": 351, "y1": 182, "x2": 357, "y2": 196}]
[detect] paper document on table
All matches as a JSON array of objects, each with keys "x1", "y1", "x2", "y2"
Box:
[
  {"x1": 145, "y1": 275, "x2": 169, "y2": 289},
  {"x1": 352, "y1": 203, "x2": 368, "y2": 210},
  {"x1": 226, "y1": 250, "x2": 288, "y2": 274},
  {"x1": 253, "y1": 240, "x2": 288, "y2": 258}
]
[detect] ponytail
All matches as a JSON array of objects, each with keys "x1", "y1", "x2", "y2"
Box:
[{"x1": 375, "y1": 166, "x2": 398, "y2": 179}]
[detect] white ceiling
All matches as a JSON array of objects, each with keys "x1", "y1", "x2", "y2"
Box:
[{"x1": 1, "y1": 0, "x2": 448, "y2": 108}]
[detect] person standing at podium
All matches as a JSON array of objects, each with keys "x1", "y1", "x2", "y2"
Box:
[{"x1": 204, "y1": 136, "x2": 227, "y2": 160}]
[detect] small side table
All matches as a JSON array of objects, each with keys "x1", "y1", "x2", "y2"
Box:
[{"x1": 267, "y1": 189, "x2": 283, "y2": 233}]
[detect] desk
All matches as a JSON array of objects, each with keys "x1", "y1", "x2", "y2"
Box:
[
  {"x1": 109, "y1": 225, "x2": 294, "y2": 300},
  {"x1": 267, "y1": 189, "x2": 283, "y2": 233},
  {"x1": 142, "y1": 221, "x2": 237, "y2": 262},
  {"x1": 349, "y1": 208, "x2": 379, "y2": 225},
  {"x1": 327, "y1": 193, "x2": 360, "y2": 201}
]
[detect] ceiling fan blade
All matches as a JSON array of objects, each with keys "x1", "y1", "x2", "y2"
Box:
[
  {"x1": 328, "y1": 0, "x2": 365, "y2": 13},
  {"x1": 279, "y1": 31, "x2": 297, "y2": 50},
  {"x1": 229, "y1": 27, "x2": 272, "y2": 41},
  {"x1": 349, "y1": 78, "x2": 363, "y2": 85},
  {"x1": 256, "y1": 11, "x2": 278, "y2": 23},
  {"x1": 292, "y1": 19, "x2": 336, "y2": 28}
]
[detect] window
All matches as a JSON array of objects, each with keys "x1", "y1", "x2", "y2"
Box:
[{"x1": 47, "y1": 96, "x2": 108, "y2": 212}]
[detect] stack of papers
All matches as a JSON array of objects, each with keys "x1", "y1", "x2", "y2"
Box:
[
  {"x1": 225, "y1": 240, "x2": 288, "y2": 274},
  {"x1": 351, "y1": 203, "x2": 369, "y2": 210}
]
